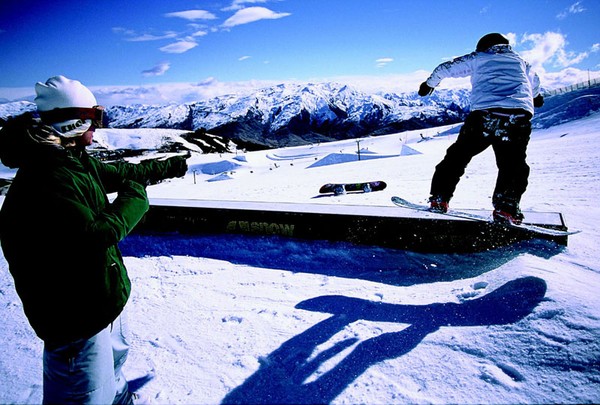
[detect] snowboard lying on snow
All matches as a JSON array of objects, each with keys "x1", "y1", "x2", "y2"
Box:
[
  {"x1": 391, "y1": 196, "x2": 580, "y2": 237},
  {"x1": 319, "y1": 181, "x2": 387, "y2": 196}
]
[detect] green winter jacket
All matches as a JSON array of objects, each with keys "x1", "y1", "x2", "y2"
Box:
[{"x1": 0, "y1": 113, "x2": 187, "y2": 348}]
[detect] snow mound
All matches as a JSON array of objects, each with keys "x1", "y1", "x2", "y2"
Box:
[
  {"x1": 207, "y1": 173, "x2": 235, "y2": 182},
  {"x1": 400, "y1": 145, "x2": 422, "y2": 156},
  {"x1": 192, "y1": 160, "x2": 241, "y2": 175},
  {"x1": 307, "y1": 152, "x2": 400, "y2": 168}
]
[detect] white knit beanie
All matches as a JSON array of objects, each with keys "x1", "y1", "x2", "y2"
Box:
[{"x1": 34, "y1": 75, "x2": 97, "y2": 137}]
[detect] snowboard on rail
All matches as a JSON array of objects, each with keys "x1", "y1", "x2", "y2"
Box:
[
  {"x1": 391, "y1": 196, "x2": 579, "y2": 237},
  {"x1": 319, "y1": 181, "x2": 387, "y2": 196}
]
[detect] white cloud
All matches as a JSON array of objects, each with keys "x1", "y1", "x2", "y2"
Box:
[
  {"x1": 537, "y1": 67, "x2": 598, "y2": 89},
  {"x1": 504, "y1": 32, "x2": 518, "y2": 46},
  {"x1": 479, "y1": 6, "x2": 490, "y2": 14},
  {"x1": 93, "y1": 78, "x2": 285, "y2": 105},
  {"x1": 142, "y1": 62, "x2": 171, "y2": 77},
  {"x1": 557, "y1": 1, "x2": 586, "y2": 19},
  {"x1": 112, "y1": 27, "x2": 179, "y2": 42},
  {"x1": 570, "y1": 1, "x2": 586, "y2": 12},
  {"x1": 222, "y1": 7, "x2": 291, "y2": 28},
  {"x1": 191, "y1": 30, "x2": 208, "y2": 37},
  {"x1": 164, "y1": 10, "x2": 217, "y2": 21},
  {"x1": 223, "y1": 0, "x2": 269, "y2": 12},
  {"x1": 375, "y1": 58, "x2": 394, "y2": 68},
  {"x1": 159, "y1": 40, "x2": 198, "y2": 54},
  {"x1": 518, "y1": 32, "x2": 589, "y2": 70},
  {"x1": 238, "y1": 56, "x2": 251, "y2": 61},
  {"x1": 127, "y1": 32, "x2": 179, "y2": 42},
  {"x1": 112, "y1": 27, "x2": 135, "y2": 36}
]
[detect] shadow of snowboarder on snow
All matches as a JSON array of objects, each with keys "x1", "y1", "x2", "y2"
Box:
[{"x1": 222, "y1": 276, "x2": 547, "y2": 404}]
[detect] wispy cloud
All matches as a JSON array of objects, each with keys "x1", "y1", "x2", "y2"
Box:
[
  {"x1": 128, "y1": 33, "x2": 178, "y2": 42},
  {"x1": 142, "y1": 62, "x2": 171, "y2": 77},
  {"x1": 114, "y1": 4, "x2": 290, "y2": 74},
  {"x1": 223, "y1": 0, "x2": 269, "y2": 12},
  {"x1": 222, "y1": 6, "x2": 291, "y2": 28},
  {"x1": 159, "y1": 40, "x2": 198, "y2": 54},
  {"x1": 112, "y1": 27, "x2": 178, "y2": 42},
  {"x1": 191, "y1": 30, "x2": 208, "y2": 38},
  {"x1": 557, "y1": 1, "x2": 586, "y2": 19},
  {"x1": 164, "y1": 10, "x2": 218, "y2": 21},
  {"x1": 238, "y1": 56, "x2": 252, "y2": 61},
  {"x1": 375, "y1": 58, "x2": 394, "y2": 68}
]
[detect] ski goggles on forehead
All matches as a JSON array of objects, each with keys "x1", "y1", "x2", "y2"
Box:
[{"x1": 39, "y1": 105, "x2": 109, "y2": 128}]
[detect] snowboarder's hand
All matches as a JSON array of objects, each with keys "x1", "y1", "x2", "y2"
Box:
[
  {"x1": 165, "y1": 155, "x2": 188, "y2": 178},
  {"x1": 418, "y1": 82, "x2": 434, "y2": 97},
  {"x1": 533, "y1": 94, "x2": 544, "y2": 108}
]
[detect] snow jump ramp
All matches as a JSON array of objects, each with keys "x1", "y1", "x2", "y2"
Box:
[{"x1": 134, "y1": 199, "x2": 572, "y2": 253}]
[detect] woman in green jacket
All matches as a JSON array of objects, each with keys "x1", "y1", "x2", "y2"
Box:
[{"x1": 0, "y1": 76, "x2": 188, "y2": 404}]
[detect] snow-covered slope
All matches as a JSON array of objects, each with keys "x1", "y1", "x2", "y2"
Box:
[
  {"x1": 1, "y1": 101, "x2": 600, "y2": 403},
  {"x1": 1, "y1": 85, "x2": 600, "y2": 405}
]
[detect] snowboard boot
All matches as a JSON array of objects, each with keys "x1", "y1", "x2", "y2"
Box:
[
  {"x1": 333, "y1": 185, "x2": 346, "y2": 196},
  {"x1": 428, "y1": 195, "x2": 449, "y2": 213},
  {"x1": 493, "y1": 198, "x2": 524, "y2": 225},
  {"x1": 493, "y1": 209, "x2": 524, "y2": 225}
]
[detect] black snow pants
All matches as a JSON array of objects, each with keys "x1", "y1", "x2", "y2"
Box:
[{"x1": 429, "y1": 108, "x2": 532, "y2": 209}]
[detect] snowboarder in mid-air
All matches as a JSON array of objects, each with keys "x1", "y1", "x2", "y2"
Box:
[{"x1": 418, "y1": 33, "x2": 544, "y2": 224}]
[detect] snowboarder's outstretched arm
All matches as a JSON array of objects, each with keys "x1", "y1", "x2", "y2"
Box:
[
  {"x1": 91, "y1": 153, "x2": 189, "y2": 193},
  {"x1": 427, "y1": 52, "x2": 477, "y2": 87},
  {"x1": 418, "y1": 52, "x2": 477, "y2": 96}
]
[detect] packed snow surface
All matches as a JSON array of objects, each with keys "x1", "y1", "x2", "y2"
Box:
[{"x1": 1, "y1": 113, "x2": 600, "y2": 404}]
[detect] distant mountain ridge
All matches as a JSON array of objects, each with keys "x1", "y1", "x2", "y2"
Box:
[
  {"x1": 0, "y1": 82, "x2": 470, "y2": 148},
  {"x1": 107, "y1": 82, "x2": 471, "y2": 147},
  {"x1": 2, "y1": 81, "x2": 599, "y2": 148}
]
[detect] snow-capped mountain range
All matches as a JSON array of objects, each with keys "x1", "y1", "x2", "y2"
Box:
[
  {"x1": 2, "y1": 81, "x2": 599, "y2": 148},
  {"x1": 0, "y1": 82, "x2": 470, "y2": 148},
  {"x1": 111, "y1": 82, "x2": 472, "y2": 147}
]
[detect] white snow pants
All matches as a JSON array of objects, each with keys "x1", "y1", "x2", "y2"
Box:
[{"x1": 42, "y1": 310, "x2": 130, "y2": 404}]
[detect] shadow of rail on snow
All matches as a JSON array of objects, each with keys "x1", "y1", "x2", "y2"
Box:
[
  {"x1": 120, "y1": 233, "x2": 562, "y2": 287},
  {"x1": 222, "y1": 276, "x2": 547, "y2": 404}
]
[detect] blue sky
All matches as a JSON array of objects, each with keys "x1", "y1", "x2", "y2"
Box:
[{"x1": 0, "y1": 0, "x2": 598, "y2": 104}]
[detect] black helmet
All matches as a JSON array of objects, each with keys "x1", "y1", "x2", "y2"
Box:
[{"x1": 476, "y1": 33, "x2": 509, "y2": 52}]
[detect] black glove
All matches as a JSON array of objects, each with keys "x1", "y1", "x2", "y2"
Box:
[
  {"x1": 418, "y1": 81, "x2": 434, "y2": 97},
  {"x1": 533, "y1": 94, "x2": 544, "y2": 108},
  {"x1": 165, "y1": 155, "x2": 188, "y2": 178}
]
